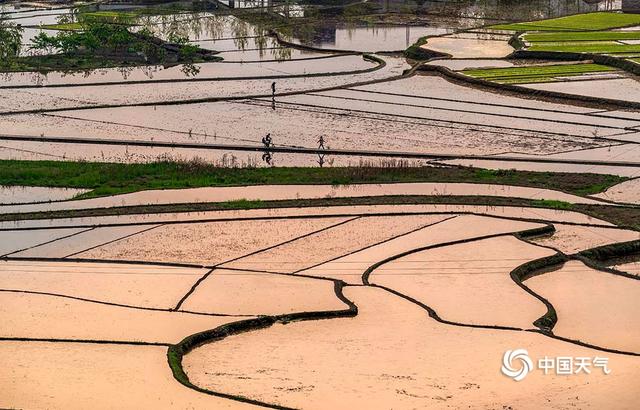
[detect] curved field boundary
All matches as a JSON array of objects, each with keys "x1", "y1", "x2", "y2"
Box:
[
  {"x1": 362, "y1": 224, "x2": 556, "y2": 285},
  {"x1": 361, "y1": 224, "x2": 556, "y2": 330},
  {"x1": 576, "y1": 239, "x2": 640, "y2": 280},
  {"x1": 291, "y1": 215, "x2": 459, "y2": 274},
  {"x1": 219, "y1": 53, "x2": 360, "y2": 64},
  {"x1": 166, "y1": 280, "x2": 357, "y2": 409},
  {"x1": 270, "y1": 30, "x2": 414, "y2": 56},
  {"x1": 512, "y1": 238, "x2": 640, "y2": 336},
  {"x1": 0, "y1": 55, "x2": 385, "y2": 90},
  {"x1": 358, "y1": 223, "x2": 640, "y2": 355},
  {"x1": 417, "y1": 63, "x2": 640, "y2": 110},
  {"x1": 509, "y1": 253, "x2": 568, "y2": 331}
]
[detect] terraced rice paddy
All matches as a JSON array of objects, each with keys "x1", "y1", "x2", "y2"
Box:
[
  {"x1": 454, "y1": 11, "x2": 640, "y2": 98},
  {"x1": 1, "y1": 197, "x2": 639, "y2": 408}
]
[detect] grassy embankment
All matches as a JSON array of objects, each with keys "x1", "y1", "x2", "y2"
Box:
[{"x1": 0, "y1": 159, "x2": 626, "y2": 199}]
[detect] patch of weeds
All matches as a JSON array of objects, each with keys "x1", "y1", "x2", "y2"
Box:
[
  {"x1": 404, "y1": 36, "x2": 450, "y2": 60},
  {"x1": 531, "y1": 199, "x2": 574, "y2": 210}
]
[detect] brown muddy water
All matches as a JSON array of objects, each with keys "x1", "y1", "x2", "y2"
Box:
[
  {"x1": 526, "y1": 260, "x2": 640, "y2": 353},
  {"x1": 0, "y1": 260, "x2": 209, "y2": 309},
  {"x1": 1, "y1": 201, "x2": 637, "y2": 409},
  {"x1": 594, "y1": 177, "x2": 640, "y2": 204},
  {"x1": 422, "y1": 36, "x2": 514, "y2": 58},
  {"x1": 370, "y1": 235, "x2": 555, "y2": 329},
  {"x1": 77, "y1": 217, "x2": 348, "y2": 265},
  {"x1": 531, "y1": 223, "x2": 640, "y2": 254},
  {"x1": 184, "y1": 286, "x2": 639, "y2": 410},
  {"x1": 0, "y1": 185, "x2": 88, "y2": 204}
]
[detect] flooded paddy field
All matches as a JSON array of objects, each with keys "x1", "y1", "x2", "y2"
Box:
[
  {"x1": 0, "y1": 182, "x2": 610, "y2": 214},
  {"x1": 524, "y1": 77, "x2": 640, "y2": 103},
  {"x1": 0, "y1": 185, "x2": 87, "y2": 204},
  {"x1": 531, "y1": 222, "x2": 640, "y2": 253},
  {"x1": 1, "y1": 0, "x2": 639, "y2": 408},
  {"x1": 3, "y1": 71, "x2": 638, "y2": 171},
  {"x1": 184, "y1": 286, "x2": 638, "y2": 410},
  {"x1": 1, "y1": 195, "x2": 638, "y2": 407},
  {"x1": 526, "y1": 260, "x2": 640, "y2": 352}
]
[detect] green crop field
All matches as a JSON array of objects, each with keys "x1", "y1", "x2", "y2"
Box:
[
  {"x1": 461, "y1": 63, "x2": 617, "y2": 84},
  {"x1": 524, "y1": 31, "x2": 640, "y2": 42},
  {"x1": 527, "y1": 41, "x2": 640, "y2": 54},
  {"x1": 491, "y1": 12, "x2": 640, "y2": 32}
]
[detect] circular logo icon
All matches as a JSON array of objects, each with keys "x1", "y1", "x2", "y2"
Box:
[{"x1": 501, "y1": 349, "x2": 533, "y2": 381}]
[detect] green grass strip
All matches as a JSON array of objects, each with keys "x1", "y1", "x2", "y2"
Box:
[
  {"x1": 0, "y1": 159, "x2": 626, "y2": 199},
  {"x1": 40, "y1": 22, "x2": 83, "y2": 31},
  {"x1": 463, "y1": 63, "x2": 618, "y2": 84},
  {"x1": 528, "y1": 41, "x2": 640, "y2": 53},
  {"x1": 525, "y1": 30, "x2": 640, "y2": 42},
  {"x1": 462, "y1": 63, "x2": 615, "y2": 78},
  {"x1": 492, "y1": 76, "x2": 562, "y2": 85},
  {"x1": 491, "y1": 12, "x2": 640, "y2": 32}
]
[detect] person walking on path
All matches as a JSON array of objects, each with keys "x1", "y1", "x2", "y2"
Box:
[{"x1": 271, "y1": 82, "x2": 277, "y2": 110}]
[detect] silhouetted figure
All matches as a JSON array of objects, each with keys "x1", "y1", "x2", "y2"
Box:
[
  {"x1": 317, "y1": 136, "x2": 326, "y2": 167},
  {"x1": 271, "y1": 82, "x2": 277, "y2": 110},
  {"x1": 262, "y1": 133, "x2": 273, "y2": 165},
  {"x1": 262, "y1": 133, "x2": 272, "y2": 148}
]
